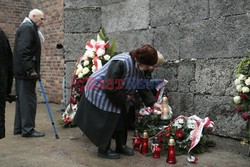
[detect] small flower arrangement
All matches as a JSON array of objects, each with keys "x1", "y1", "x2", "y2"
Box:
[
  {"x1": 233, "y1": 56, "x2": 250, "y2": 156},
  {"x1": 157, "y1": 116, "x2": 214, "y2": 155},
  {"x1": 233, "y1": 58, "x2": 250, "y2": 121},
  {"x1": 59, "y1": 28, "x2": 117, "y2": 127},
  {"x1": 135, "y1": 81, "x2": 214, "y2": 158},
  {"x1": 137, "y1": 112, "x2": 214, "y2": 154}
]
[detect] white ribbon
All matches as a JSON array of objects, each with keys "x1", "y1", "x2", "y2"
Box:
[{"x1": 156, "y1": 79, "x2": 168, "y2": 103}]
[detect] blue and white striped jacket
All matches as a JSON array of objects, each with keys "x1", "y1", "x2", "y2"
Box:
[{"x1": 85, "y1": 52, "x2": 143, "y2": 114}]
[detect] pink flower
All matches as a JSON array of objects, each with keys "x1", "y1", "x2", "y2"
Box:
[
  {"x1": 64, "y1": 117, "x2": 72, "y2": 123},
  {"x1": 80, "y1": 86, "x2": 84, "y2": 92},
  {"x1": 176, "y1": 128, "x2": 183, "y2": 139},
  {"x1": 165, "y1": 131, "x2": 171, "y2": 137},
  {"x1": 76, "y1": 79, "x2": 83, "y2": 85},
  {"x1": 241, "y1": 113, "x2": 250, "y2": 120},
  {"x1": 236, "y1": 106, "x2": 243, "y2": 113},
  {"x1": 240, "y1": 93, "x2": 247, "y2": 100},
  {"x1": 70, "y1": 97, "x2": 77, "y2": 104}
]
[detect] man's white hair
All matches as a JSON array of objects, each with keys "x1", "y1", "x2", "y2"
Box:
[{"x1": 28, "y1": 9, "x2": 43, "y2": 18}]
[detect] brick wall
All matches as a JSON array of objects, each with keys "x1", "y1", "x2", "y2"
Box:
[
  {"x1": 33, "y1": 0, "x2": 64, "y2": 103},
  {"x1": 0, "y1": 0, "x2": 31, "y2": 46},
  {"x1": 0, "y1": 0, "x2": 64, "y2": 103}
]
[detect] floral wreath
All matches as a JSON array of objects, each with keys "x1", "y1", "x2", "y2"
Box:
[
  {"x1": 135, "y1": 81, "x2": 215, "y2": 163},
  {"x1": 137, "y1": 106, "x2": 215, "y2": 163},
  {"x1": 59, "y1": 28, "x2": 117, "y2": 127},
  {"x1": 233, "y1": 57, "x2": 250, "y2": 121}
]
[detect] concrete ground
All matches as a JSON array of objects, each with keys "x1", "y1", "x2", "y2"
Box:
[{"x1": 0, "y1": 102, "x2": 250, "y2": 167}]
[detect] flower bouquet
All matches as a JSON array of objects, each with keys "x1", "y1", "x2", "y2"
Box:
[
  {"x1": 233, "y1": 56, "x2": 250, "y2": 156},
  {"x1": 136, "y1": 108, "x2": 215, "y2": 161},
  {"x1": 59, "y1": 28, "x2": 117, "y2": 127},
  {"x1": 233, "y1": 58, "x2": 250, "y2": 121},
  {"x1": 135, "y1": 80, "x2": 215, "y2": 162}
]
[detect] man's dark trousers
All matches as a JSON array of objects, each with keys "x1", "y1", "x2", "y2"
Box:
[{"x1": 14, "y1": 79, "x2": 37, "y2": 135}]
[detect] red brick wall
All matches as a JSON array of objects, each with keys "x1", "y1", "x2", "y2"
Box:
[
  {"x1": 33, "y1": 0, "x2": 64, "y2": 103},
  {"x1": 0, "y1": 0, "x2": 31, "y2": 46},
  {"x1": 0, "y1": 0, "x2": 64, "y2": 103}
]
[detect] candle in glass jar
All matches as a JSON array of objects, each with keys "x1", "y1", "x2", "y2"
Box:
[{"x1": 161, "y1": 96, "x2": 170, "y2": 120}]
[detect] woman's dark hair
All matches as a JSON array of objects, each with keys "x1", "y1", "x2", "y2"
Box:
[{"x1": 129, "y1": 44, "x2": 158, "y2": 66}]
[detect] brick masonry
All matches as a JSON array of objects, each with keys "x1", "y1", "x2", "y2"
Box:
[
  {"x1": 64, "y1": 0, "x2": 250, "y2": 138},
  {"x1": 0, "y1": 0, "x2": 64, "y2": 103}
]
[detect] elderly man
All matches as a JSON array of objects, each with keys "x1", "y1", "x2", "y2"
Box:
[
  {"x1": 13, "y1": 9, "x2": 45, "y2": 137},
  {"x1": 0, "y1": 28, "x2": 13, "y2": 139}
]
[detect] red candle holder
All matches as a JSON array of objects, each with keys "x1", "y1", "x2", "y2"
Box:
[
  {"x1": 140, "y1": 130, "x2": 149, "y2": 154},
  {"x1": 166, "y1": 137, "x2": 177, "y2": 164},
  {"x1": 132, "y1": 130, "x2": 141, "y2": 151},
  {"x1": 152, "y1": 143, "x2": 161, "y2": 158}
]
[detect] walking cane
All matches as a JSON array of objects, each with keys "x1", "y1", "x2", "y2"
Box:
[{"x1": 39, "y1": 78, "x2": 59, "y2": 139}]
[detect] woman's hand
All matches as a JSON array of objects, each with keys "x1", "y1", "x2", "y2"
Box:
[{"x1": 153, "y1": 103, "x2": 162, "y2": 111}]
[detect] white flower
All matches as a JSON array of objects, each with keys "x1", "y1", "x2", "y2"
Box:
[
  {"x1": 83, "y1": 56, "x2": 88, "y2": 60},
  {"x1": 83, "y1": 60, "x2": 89, "y2": 66},
  {"x1": 242, "y1": 86, "x2": 250, "y2": 93},
  {"x1": 92, "y1": 65, "x2": 96, "y2": 72},
  {"x1": 96, "y1": 35, "x2": 105, "y2": 45},
  {"x1": 80, "y1": 56, "x2": 88, "y2": 61},
  {"x1": 96, "y1": 48, "x2": 105, "y2": 57},
  {"x1": 176, "y1": 118, "x2": 184, "y2": 124},
  {"x1": 77, "y1": 64, "x2": 83, "y2": 70},
  {"x1": 84, "y1": 50, "x2": 95, "y2": 58},
  {"x1": 76, "y1": 64, "x2": 83, "y2": 75},
  {"x1": 76, "y1": 68, "x2": 81, "y2": 75},
  {"x1": 236, "y1": 85, "x2": 242, "y2": 92},
  {"x1": 82, "y1": 67, "x2": 90, "y2": 75},
  {"x1": 173, "y1": 122, "x2": 182, "y2": 129},
  {"x1": 233, "y1": 96, "x2": 241, "y2": 104},
  {"x1": 187, "y1": 119, "x2": 196, "y2": 129},
  {"x1": 238, "y1": 74, "x2": 246, "y2": 81},
  {"x1": 90, "y1": 39, "x2": 96, "y2": 45},
  {"x1": 78, "y1": 72, "x2": 84, "y2": 78},
  {"x1": 245, "y1": 77, "x2": 250, "y2": 85},
  {"x1": 104, "y1": 54, "x2": 111, "y2": 61},
  {"x1": 234, "y1": 78, "x2": 241, "y2": 85}
]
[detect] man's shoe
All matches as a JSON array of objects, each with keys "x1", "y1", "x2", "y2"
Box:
[
  {"x1": 22, "y1": 130, "x2": 45, "y2": 137},
  {"x1": 116, "y1": 145, "x2": 134, "y2": 156},
  {"x1": 98, "y1": 148, "x2": 120, "y2": 159}
]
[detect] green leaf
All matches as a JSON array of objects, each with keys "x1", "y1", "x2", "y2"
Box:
[
  {"x1": 107, "y1": 38, "x2": 116, "y2": 56},
  {"x1": 236, "y1": 58, "x2": 250, "y2": 76},
  {"x1": 99, "y1": 28, "x2": 108, "y2": 42},
  {"x1": 98, "y1": 29, "x2": 104, "y2": 39}
]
